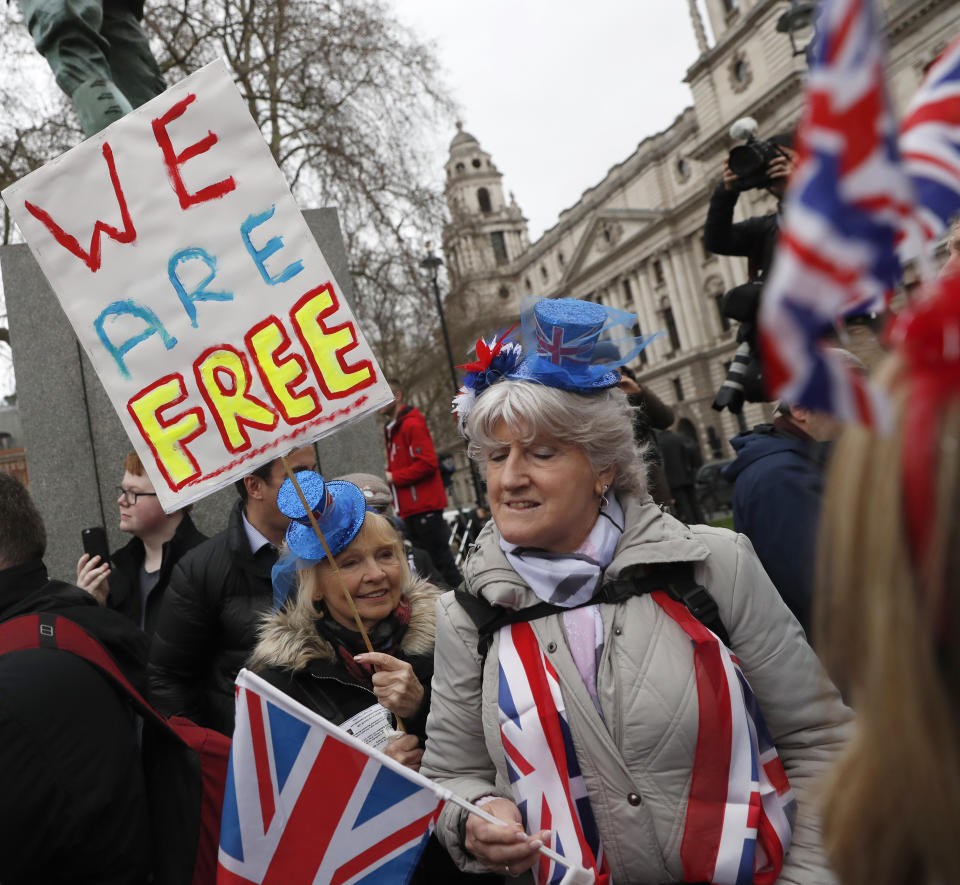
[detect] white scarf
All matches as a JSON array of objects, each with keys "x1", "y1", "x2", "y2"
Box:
[{"x1": 499, "y1": 492, "x2": 624, "y2": 607}]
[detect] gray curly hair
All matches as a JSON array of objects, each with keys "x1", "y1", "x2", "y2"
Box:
[{"x1": 465, "y1": 380, "x2": 647, "y2": 497}]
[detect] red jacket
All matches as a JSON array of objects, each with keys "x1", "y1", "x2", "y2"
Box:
[{"x1": 384, "y1": 405, "x2": 448, "y2": 518}]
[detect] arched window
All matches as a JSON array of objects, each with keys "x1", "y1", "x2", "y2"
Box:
[
  {"x1": 455, "y1": 162, "x2": 465, "y2": 173},
  {"x1": 477, "y1": 188, "x2": 492, "y2": 213}
]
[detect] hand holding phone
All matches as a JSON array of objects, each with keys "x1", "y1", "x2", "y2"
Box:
[{"x1": 78, "y1": 527, "x2": 111, "y2": 604}]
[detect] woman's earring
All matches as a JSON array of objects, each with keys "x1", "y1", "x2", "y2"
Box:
[{"x1": 600, "y1": 483, "x2": 610, "y2": 511}]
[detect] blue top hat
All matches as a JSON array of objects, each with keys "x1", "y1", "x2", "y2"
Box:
[
  {"x1": 277, "y1": 470, "x2": 367, "y2": 562},
  {"x1": 508, "y1": 297, "x2": 660, "y2": 392}
]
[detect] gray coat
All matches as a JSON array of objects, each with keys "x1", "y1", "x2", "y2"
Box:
[{"x1": 420, "y1": 495, "x2": 851, "y2": 884}]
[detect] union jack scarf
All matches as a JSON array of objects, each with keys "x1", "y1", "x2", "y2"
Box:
[{"x1": 497, "y1": 596, "x2": 795, "y2": 885}]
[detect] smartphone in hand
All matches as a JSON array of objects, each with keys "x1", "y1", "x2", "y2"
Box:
[{"x1": 80, "y1": 526, "x2": 110, "y2": 565}]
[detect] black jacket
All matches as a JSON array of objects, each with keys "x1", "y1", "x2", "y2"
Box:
[
  {"x1": 259, "y1": 642, "x2": 434, "y2": 740},
  {"x1": 107, "y1": 512, "x2": 207, "y2": 639},
  {"x1": 148, "y1": 500, "x2": 273, "y2": 735},
  {"x1": 0, "y1": 560, "x2": 151, "y2": 884},
  {"x1": 703, "y1": 183, "x2": 780, "y2": 281}
]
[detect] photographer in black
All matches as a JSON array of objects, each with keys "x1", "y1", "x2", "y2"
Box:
[{"x1": 704, "y1": 124, "x2": 797, "y2": 412}]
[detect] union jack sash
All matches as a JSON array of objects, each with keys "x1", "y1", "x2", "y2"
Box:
[
  {"x1": 498, "y1": 622, "x2": 611, "y2": 885},
  {"x1": 497, "y1": 599, "x2": 795, "y2": 885}
]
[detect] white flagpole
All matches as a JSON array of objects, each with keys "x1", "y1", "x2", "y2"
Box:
[{"x1": 442, "y1": 792, "x2": 595, "y2": 885}]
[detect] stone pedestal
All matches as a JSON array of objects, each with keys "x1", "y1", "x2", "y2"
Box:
[{"x1": 0, "y1": 208, "x2": 384, "y2": 581}]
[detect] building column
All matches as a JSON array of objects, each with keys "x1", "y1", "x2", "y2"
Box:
[
  {"x1": 670, "y1": 244, "x2": 706, "y2": 347},
  {"x1": 677, "y1": 237, "x2": 716, "y2": 338},
  {"x1": 632, "y1": 266, "x2": 665, "y2": 362},
  {"x1": 662, "y1": 248, "x2": 695, "y2": 350}
]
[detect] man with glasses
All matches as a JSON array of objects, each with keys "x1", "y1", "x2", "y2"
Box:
[{"x1": 76, "y1": 452, "x2": 206, "y2": 639}]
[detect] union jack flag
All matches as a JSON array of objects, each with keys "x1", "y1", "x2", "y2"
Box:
[
  {"x1": 217, "y1": 669, "x2": 443, "y2": 885},
  {"x1": 535, "y1": 321, "x2": 601, "y2": 366},
  {"x1": 498, "y1": 623, "x2": 610, "y2": 885},
  {"x1": 899, "y1": 34, "x2": 960, "y2": 253},
  {"x1": 652, "y1": 593, "x2": 796, "y2": 885},
  {"x1": 759, "y1": 0, "x2": 906, "y2": 425}
]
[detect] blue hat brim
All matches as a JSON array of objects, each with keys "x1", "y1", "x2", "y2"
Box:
[
  {"x1": 284, "y1": 480, "x2": 367, "y2": 562},
  {"x1": 507, "y1": 357, "x2": 621, "y2": 391}
]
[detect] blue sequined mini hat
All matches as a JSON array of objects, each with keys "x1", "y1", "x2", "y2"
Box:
[
  {"x1": 277, "y1": 471, "x2": 367, "y2": 562},
  {"x1": 271, "y1": 470, "x2": 368, "y2": 611},
  {"x1": 510, "y1": 296, "x2": 661, "y2": 392},
  {"x1": 451, "y1": 296, "x2": 660, "y2": 430}
]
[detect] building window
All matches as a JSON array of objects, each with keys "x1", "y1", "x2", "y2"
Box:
[
  {"x1": 455, "y1": 162, "x2": 465, "y2": 173},
  {"x1": 477, "y1": 187, "x2": 492, "y2": 213},
  {"x1": 652, "y1": 259, "x2": 665, "y2": 287},
  {"x1": 498, "y1": 285, "x2": 510, "y2": 300},
  {"x1": 622, "y1": 278, "x2": 633, "y2": 302},
  {"x1": 663, "y1": 306, "x2": 681, "y2": 352},
  {"x1": 633, "y1": 321, "x2": 649, "y2": 366},
  {"x1": 524, "y1": 277, "x2": 532, "y2": 292},
  {"x1": 558, "y1": 251, "x2": 565, "y2": 267},
  {"x1": 540, "y1": 265, "x2": 548, "y2": 281},
  {"x1": 714, "y1": 293, "x2": 731, "y2": 331},
  {"x1": 676, "y1": 157, "x2": 690, "y2": 181},
  {"x1": 723, "y1": 0, "x2": 739, "y2": 12},
  {"x1": 490, "y1": 231, "x2": 508, "y2": 265},
  {"x1": 672, "y1": 376, "x2": 685, "y2": 401},
  {"x1": 471, "y1": 158, "x2": 482, "y2": 168}
]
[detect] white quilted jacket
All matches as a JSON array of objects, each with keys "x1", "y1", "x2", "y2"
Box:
[{"x1": 421, "y1": 495, "x2": 852, "y2": 884}]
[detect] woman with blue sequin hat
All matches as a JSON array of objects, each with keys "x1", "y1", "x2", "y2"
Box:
[
  {"x1": 421, "y1": 296, "x2": 851, "y2": 883},
  {"x1": 247, "y1": 468, "x2": 498, "y2": 883}
]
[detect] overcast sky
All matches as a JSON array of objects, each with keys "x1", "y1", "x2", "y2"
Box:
[{"x1": 389, "y1": 0, "x2": 710, "y2": 241}]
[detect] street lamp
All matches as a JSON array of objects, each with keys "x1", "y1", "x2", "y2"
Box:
[
  {"x1": 419, "y1": 243, "x2": 460, "y2": 396},
  {"x1": 419, "y1": 242, "x2": 486, "y2": 508},
  {"x1": 776, "y1": 0, "x2": 817, "y2": 58}
]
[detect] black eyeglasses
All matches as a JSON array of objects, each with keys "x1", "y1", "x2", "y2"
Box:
[{"x1": 117, "y1": 487, "x2": 158, "y2": 505}]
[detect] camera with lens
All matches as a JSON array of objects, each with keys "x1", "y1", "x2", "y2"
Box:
[{"x1": 726, "y1": 117, "x2": 789, "y2": 192}]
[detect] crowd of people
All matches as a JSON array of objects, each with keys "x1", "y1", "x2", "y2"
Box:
[{"x1": 1, "y1": 152, "x2": 958, "y2": 885}]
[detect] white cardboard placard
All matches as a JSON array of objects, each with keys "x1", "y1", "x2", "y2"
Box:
[{"x1": 2, "y1": 60, "x2": 391, "y2": 510}]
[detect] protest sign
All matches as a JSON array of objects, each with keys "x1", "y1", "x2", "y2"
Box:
[{"x1": 1, "y1": 59, "x2": 392, "y2": 511}]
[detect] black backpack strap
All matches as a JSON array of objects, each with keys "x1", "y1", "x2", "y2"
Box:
[
  {"x1": 454, "y1": 589, "x2": 569, "y2": 662},
  {"x1": 602, "y1": 563, "x2": 730, "y2": 647}
]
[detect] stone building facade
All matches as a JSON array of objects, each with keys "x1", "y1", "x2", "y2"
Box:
[{"x1": 440, "y1": 0, "x2": 960, "y2": 480}]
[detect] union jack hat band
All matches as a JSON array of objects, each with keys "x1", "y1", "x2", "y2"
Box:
[{"x1": 509, "y1": 296, "x2": 661, "y2": 393}]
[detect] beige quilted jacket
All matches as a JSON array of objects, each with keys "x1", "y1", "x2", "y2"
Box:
[{"x1": 421, "y1": 495, "x2": 851, "y2": 884}]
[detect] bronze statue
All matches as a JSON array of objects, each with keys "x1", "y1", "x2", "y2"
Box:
[{"x1": 17, "y1": 0, "x2": 165, "y2": 135}]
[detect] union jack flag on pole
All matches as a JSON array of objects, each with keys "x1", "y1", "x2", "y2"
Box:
[
  {"x1": 759, "y1": 0, "x2": 909, "y2": 425},
  {"x1": 217, "y1": 669, "x2": 444, "y2": 885},
  {"x1": 899, "y1": 34, "x2": 960, "y2": 257}
]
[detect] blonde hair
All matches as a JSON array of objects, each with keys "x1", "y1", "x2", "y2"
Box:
[
  {"x1": 815, "y1": 354, "x2": 960, "y2": 885},
  {"x1": 465, "y1": 380, "x2": 647, "y2": 496}
]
